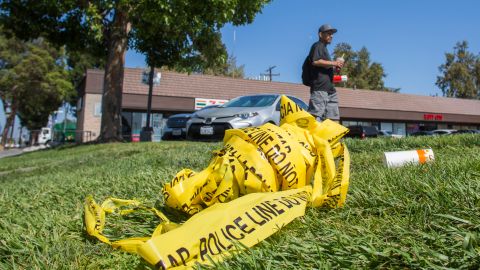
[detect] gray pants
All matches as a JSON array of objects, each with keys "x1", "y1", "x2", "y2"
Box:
[{"x1": 307, "y1": 91, "x2": 340, "y2": 121}]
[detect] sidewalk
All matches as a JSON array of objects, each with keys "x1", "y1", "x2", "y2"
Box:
[
  {"x1": 0, "y1": 149, "x2": 23, "y2": 159},
  {"x1": 0, "y1": 145, "x2": 50, "y2": 159}
]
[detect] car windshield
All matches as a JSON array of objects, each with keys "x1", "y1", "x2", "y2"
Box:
[{"x1": 221, "y1": 95, "x2": 277, "y2": 108}]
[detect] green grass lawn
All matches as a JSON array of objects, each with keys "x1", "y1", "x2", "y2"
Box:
[{"x1": 1, "y1": 135, "x2": 479, "y2": 269}]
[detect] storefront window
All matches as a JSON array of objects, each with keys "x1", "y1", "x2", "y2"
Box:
[
  {"x1": 341, "y1": 120, "x2": 357, "y2": 127},
  {"x1": 152, "y1": 113, "x2": 164, "y2": 142},
  {"x1": 357, "y1": 121, "x2": 372, "y2": 126},
  {"x1": 129, "y1": 112, "x2": 164, "y2": 142},
  {"x1": 393, "y1": 123, "x2": 406, "y2": 136},
  {"x1": 380, "y1": 122, "x2": 393, "y2": 132},
  {"x1": 437, "y1": 123, "x2": 448, "y2": 129},
  {"x1": 132, "y1": 112, "x2": 143, "y2": 135},
  {"x1": 121, "y1": 112, "x2": 133, "y2": 141}
]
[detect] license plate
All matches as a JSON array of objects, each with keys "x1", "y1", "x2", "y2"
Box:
[
  {"x1": 200, "y1": 126, "x2": 214, "y2": 135},
  {"x1": 172, "y1": 129, "x2": 182, "y2": 136}
]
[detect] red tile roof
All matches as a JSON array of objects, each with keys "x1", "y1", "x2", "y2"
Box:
[
  {"x1": 337, "y1": 87, "x2": 479, "y2": 115},
  {"x1": 121, "y1": 68, "x2": 311, "y2": 101},
  {"x1": 86, "y1": 68, "x2": 480, "y2": 116}
]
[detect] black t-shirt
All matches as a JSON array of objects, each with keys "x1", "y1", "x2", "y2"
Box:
[{"x1": 310, "y1": 41, "x2": 335, "y2": 93}]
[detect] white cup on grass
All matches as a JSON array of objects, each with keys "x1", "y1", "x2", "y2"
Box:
[{"x1": 383, "y1": 149, "x2": 434, "y2": 168}]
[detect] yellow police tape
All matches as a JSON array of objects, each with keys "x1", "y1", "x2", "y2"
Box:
[{"x1": 84, "y1": 95, "x2": 350, "y2": 269}]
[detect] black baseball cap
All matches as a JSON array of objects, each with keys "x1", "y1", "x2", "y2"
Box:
[{"x1": 318, "y1": 24, "x2": 337, "y2": 33}]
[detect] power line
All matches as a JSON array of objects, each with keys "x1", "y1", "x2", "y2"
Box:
[{"x1": 260, "y1": 65, "x2": 280, "y2": 82}]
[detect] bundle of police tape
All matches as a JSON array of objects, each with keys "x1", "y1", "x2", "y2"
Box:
[{"x1": 84, "y1": 95, "x2": 350, "y2": 269}]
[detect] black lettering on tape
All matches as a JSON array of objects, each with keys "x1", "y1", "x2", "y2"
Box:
[
  {"x1": 182, "y1": 203, "x2": 200, "y2": 215},
  {"x1": 287, "y1": 103, "x2": 294, "y2": 115},
  {"x1": 207, "y1": 233, "x2": 221, "y2": 256},
  {"x1": 278, "y1": 160, "x2": 293, "y2": 174},
  {"x1": 272, "y1": 152, "x2": 287, "y2": 165},
  {"x1": 155, "y1": 260, "x2": 167, "y2": 270},
  {"x1": 162, "y1": 190, "x2": 170, "y2": 201},
  {"x1": 215, "y1": 187, "x2": 232, "y2": 203},
  {"x1": 325, "y1": 194, "x2": 340, "y2": 208},
  {"x1": 176, "y1": 247, "x2": 190, "y2": 266},
  {"x1": 265, "y1": 200, "x2": 285, "y2": 215},
  {"x1": 291, "y1": 191, "x2": 309, "y2": 202},
  {"x1": 253, "y1": 206, "x2": 270, "y2": 221},
  {"x1": 255, "y1": 204, "x2": 274, "y2": 219},
  {"x1": 204, "y1": 191, "x2": 215, "y2": 202},
  {"x1": 278, "y1": 162, "x2": 298, "y2": 187},
  {"x1": 167, "y1": 254, "x2": 179, "y2": 267},
  {"x1": 216, "y1": 231, "x2": 233, "y2": 250},
  {"x1": 234, "y1": 217, "x2": 255, "y2": 234},
  {"x1": 199, "y1": 237, "x2": 208, "y2": 261},
  {"x1": 189, "y1": 181, "x2": 209, "y2": 202},
  {"x1": 249, "y1": 130, "x2": 273, "y2": 148},
  {"x1": 276, "y1": 197, "x2": 293, "y2": 209},
  {"x1": 220, "y1": 227, "x2": 231, "y2": 241},
  {"x1": 283, "y1": 197, "x2": 300, "y2": 205},
  {"x1": 280, "y1": 102, "x2": 295, "y2": 118},
  {"x1": 259, "y1": 202, "x2": 279, "y2": 217},
  {"x1": 225, "y1": 224, "x2": 244, "y2": 240},
  {"x1": 284, "y1": 145, "x2": 292, "y2": 153},
  {"x1": 245, "y1": 211, "x2": 266, "y2": 226},
  {"x1": 214, "y1": 231, "x2": 226, "y2": 250},
  {"x1": 265, "y1": 144, "x2": 281, "y2": 159},
  {"x1": 296, "y1": 118, "x2": 309, "y2": 128}
]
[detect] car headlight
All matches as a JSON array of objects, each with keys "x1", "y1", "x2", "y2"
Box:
[{"x1": 234, "y1": 112, "x2": 259, "y2": 119}]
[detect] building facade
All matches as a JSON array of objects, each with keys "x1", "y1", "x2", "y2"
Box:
[{"x1": 76, "y1": 68, "x2": 480, "y2": 142}]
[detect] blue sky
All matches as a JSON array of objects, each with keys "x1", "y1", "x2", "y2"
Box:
[{"x1": 125, "y1": 0, "x2": 480, "y2": 97}]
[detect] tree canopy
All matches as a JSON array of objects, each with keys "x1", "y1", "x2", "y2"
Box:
[
  {"x1": 67, "y1": 50, "x2": 105, "y2": 94},
  {"x1": 199, "y1": 54, "x2": 245, "y2": 78},
  {"x1": 333, "y1": 43, "x2": 396, "y2": 92},
  {"x1": 0, "y1": 33, "x2": 73, "y2": 145},
  {"x1": 436, "y1": 41, "x2": 480, "y2": 99},
  {"x1": 0, "y1": 1, "x2": 271, "y2": 142}
]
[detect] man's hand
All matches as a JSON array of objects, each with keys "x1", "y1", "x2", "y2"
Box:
[
  {"x1": 332, "y1": 60, "x2": 344, "y2": 68},
  {"x1": 313, "y1": 59, "x2": 344, "y2": 68}
]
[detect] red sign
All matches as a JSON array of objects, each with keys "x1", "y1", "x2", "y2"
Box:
[
  {"x1": 423, "y1": 114, "x2": 443, "y2": 121},
  {"x1": 132, "y1": 134, "x2": 140, "y2": 142}
]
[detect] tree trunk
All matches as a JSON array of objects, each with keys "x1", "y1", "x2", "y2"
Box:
[
  {"x1": 18, "y1": 125, "x2": 23, "y2": 146},
  {"x1": 98, "y1": 8, "x2": 131, "y2": 142},
  {"x1": 1, "y1": 99, "x2": 17, "y2": 147},
  {"x1": 30, "y1": 130, "x2": 38, "y2": 146}
]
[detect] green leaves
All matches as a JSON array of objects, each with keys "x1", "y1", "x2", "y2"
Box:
[
  {"x1": 436, "y1": 41, "x2": 480, "y2": 99},
  {"x1": 131, "y1": 0, "x2": 270, "y2": 71},
  {"x1": 333, "y1": 42, "x2": 390, "y2": 91},
  {"x1": 84, "y1": 2, "x2": 105, "y2": 42},
  {"x1": 1, "y1": 0, "x2": 271, "y2": 141},
  {"x1": 0, "y1": 34, "x2": 74, "y2": 130}
]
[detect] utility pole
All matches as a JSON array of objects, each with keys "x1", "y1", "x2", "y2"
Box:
[
  {"x1": 141, "y1": 65, "x2": 155, "y2": 142},
  {"x1": 9, "y1": 117, "x2": 14, "y2": 144},
  {"x1": 63, "y1": 102, "x2": 67, "y2": 142},
  {"x1": 140, "y1": 52, "x2": 161, "y2": 142},
  {"x1": 261, "y1": 66, "x2": 280, "y2": 82}
]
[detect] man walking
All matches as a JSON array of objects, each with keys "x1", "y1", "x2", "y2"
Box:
[{"x1": 307, "y1": 24, "x2": 344, "y2": 122}]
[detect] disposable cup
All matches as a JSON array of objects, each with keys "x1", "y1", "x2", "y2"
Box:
[{"x1": 383, "y1": 149, "x2": 434, "y2": 168}]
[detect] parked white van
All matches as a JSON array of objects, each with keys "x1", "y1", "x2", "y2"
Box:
[{"x1": 38, "y1": 127, "x2": 52, "y2": 145}]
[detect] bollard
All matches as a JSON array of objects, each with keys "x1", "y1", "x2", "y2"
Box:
[{"x1": 383, "y1": 149, "x2": 434, "y2": 168}]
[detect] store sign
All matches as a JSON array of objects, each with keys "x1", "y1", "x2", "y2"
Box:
[
  {"x1": 195, "y1": 98, "x2": 228, "y2": 110},
  {"x1": 423, "y1": 114, "x2": 443, "y2": 121}
]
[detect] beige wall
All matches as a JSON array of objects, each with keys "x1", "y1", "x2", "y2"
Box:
[{"x1": 76, "y1": 93, "x2": 102, "y2": 142}]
